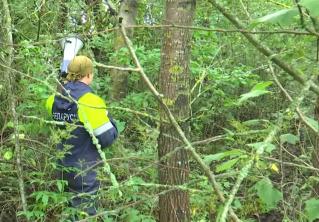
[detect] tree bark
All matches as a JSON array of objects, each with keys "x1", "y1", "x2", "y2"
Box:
[
  {"x1": 158, "y1": 1, "x2": 195, "y2": 222},
  {"x1": 0, "y1": 0, "x2": 12, "y2": 128},
  {"x1": 110, "y1": 0, "x2": 137, "y2": 100},
  {"x1": 313, "y1": 98, "x2": 319, "y2": 195},
  {"x1": 310, "y1": 16, "x2": 319, "y2": 196},
  {"x1": 0, "y1": 0, "x2": 28, "y2": 213}
]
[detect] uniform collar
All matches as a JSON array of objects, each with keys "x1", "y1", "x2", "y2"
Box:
[{"x1": 62, "y1": 81, "x2": 92, "y2": 100}]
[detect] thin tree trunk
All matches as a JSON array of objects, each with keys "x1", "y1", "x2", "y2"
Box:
[
  {"x1": 158, "y1": 1, "x2": 195, "y2": 221},
  {"x1": 59, "y1": 1, "x2": 68, "y2": 31},
  {"x1": 0, "y1": 0, "x2": 12, "y2": 128},
  {"x1": 1, "y1": 0, "x2": 28, "y2": 213},
  {"x1": 313, "y1": 99, "x2": 319, "y2": 195},
  {"x1": 310, "y1": 17, "x2": 319, "y2": 196},
  {"x1": 110, "y1": 0, "x2": 137, "y2": 100}
]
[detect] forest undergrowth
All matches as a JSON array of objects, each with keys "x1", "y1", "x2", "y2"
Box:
[{"x1": 1, "y1": 0, "x2": 319, "y2": 222}]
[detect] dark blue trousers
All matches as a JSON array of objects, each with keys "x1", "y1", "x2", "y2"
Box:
[{"x1": 58, "y1": 165, "x2": 100, "y2": 216}]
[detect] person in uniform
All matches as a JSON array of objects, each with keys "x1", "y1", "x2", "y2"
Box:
[{"x1": 46, "y1": 55, "x2": 118, "y2": 216}]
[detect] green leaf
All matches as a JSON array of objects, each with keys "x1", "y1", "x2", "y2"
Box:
[
  {"x1": 3, "y1": 150, "x2": 13, "y2": 160},
  {"x1": 238, "y1": 90, "x2": 270, "y2": 104},
  {"x1": 127, "y1": 176, "x2": 145, "y2": 186},
  {"x1": 238, "y1": 81, "x2": 272, "y2": 104},
  {"x1": 17, "y1": 210, "x2": 43, "y2": 220},
  {"x1": 50, "y1": 193, "x2": 58, "y2": 203},
  {"x1": 304, "y1": 117, "x2": 319, "y2": 133},
  {"x1": 204, "y1": 149, "x2": 244, "y2": 165},
  {"x1": 56, "y1": 180, "x2": 63, "y2": 192},
  {"x1": 126, "y1": 208, "x2": 140, "y2": 222},
  {"x1": 300, "y1": 0, "x2": 319, "y2": 17},
  {"x1": 42, "y1": 194, "x2": 49, "y2": 206},
  {"x1": 5, "y1": 121, "x2": 14, "y2": 129},
  {"x1": 248, "y1": 142, "x2": 276, "y2": 154},
  {"x1": 233, "y1": 199, "x2": 242, "y2": 209},
  {"x1": 25, "y1": 211, "x2": 34, "y2": 220},
  {"x1": 305, "y1": 198, "x2": 319, "y2": 222},
  {"x1": 115, "y1": 120, "x2": 126, "y2": 133},
  {"x1": 254, "y1": 8, "x2": 299, "y2": 26},
  {"x1": 254, "y1": 178, "x2": 283, "y2": 211},
  {"x1": 242, "y1": 119, "x2": 269, "y2": 127},
  {"x1": 35, "y1": 192, "x2": 42, "y2": 202},
  {"x1": 252, "y1": 81, "x2": 273, "y2": 91},
  {"x1": 216, "y1": 158, "x2": 239, "y2": 173},
  {"x1": 204, "y1": 153, "x2": 225, "y2": 164},
  {"x1": 280, "y1": 133, "x2": 300, "y2": 145}
]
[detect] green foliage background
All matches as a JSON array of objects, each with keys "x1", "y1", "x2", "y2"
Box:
[{"x1": 1, "y1": 0, "x2": 319, "y2": 221}]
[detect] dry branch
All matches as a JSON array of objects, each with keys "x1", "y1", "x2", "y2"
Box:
[{"x1": 95, "y1": 62, "x2": 140, "y2": 72}]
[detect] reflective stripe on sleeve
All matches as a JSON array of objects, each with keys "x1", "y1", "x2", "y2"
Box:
[{"x1": 93, "y1": 121, "x2": 114, "y2": 136}]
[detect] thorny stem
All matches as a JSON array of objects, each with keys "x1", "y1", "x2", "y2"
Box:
[{"x1": 11, "y1": 98, "x2": 28, "y2": 213}]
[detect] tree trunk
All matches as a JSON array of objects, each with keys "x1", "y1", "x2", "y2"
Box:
[
  {"x1": 110, "y1": 0, "x2": 137, "y2": 100},
  {"x1": 0, "y1": 0, "x2": 14, "y2": 129},
  {"x1": 0, "y1": 0, "x2": 28, "y2": 212},
  {"x1": 158, "y1": 1, "x2": 196, "y2": 222},
  {"x1": 310, "y1": 18, "x2": 319, "y2": 196},
  {"x1": 313, "y1": 97, "x2": 319, "y2": 195}
]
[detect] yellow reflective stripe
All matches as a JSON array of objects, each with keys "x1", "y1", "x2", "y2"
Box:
[
  {"x1": 77, "y1": 93, "x2": 110, "y2": 130},
  {"x1": 45, "y1": 94, "x2": 55, "y2": 115}
]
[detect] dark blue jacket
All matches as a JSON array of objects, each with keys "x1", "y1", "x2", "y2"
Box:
[{"x1": 46, "y1": 81, "x2": 118, "y2": 168}]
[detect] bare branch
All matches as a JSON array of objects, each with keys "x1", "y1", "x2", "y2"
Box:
[
  {"x1": 268, "y1": 62, "x2": 318, "y2": 134},
  {"x1": 263, "y1": 156, "x2": 319, "y2": 172},
  {"x1": 95, "y1": 62, "x2": 140, "y2": 72}
]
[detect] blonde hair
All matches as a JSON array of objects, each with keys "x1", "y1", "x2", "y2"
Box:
[{"x1": 67, "y1": 56, "x2": 93, "y2": 81}]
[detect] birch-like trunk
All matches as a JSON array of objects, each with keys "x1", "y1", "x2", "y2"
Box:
[{"x1": 110, "y1": 0, "x2": 138, "y2": 100}]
